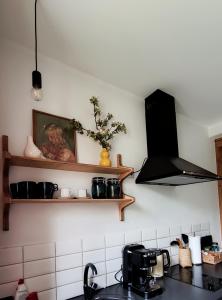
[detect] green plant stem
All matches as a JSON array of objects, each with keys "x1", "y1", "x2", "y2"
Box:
[{"x1": 93, "y1": 102, "x2": 99, "y2": 130}]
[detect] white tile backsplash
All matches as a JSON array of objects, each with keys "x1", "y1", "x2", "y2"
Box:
[
  {"x1": 24, "y1": 243, "x2": 55, "y2": 262},
  {"x1": 106, "y1": 258, "x2": 122, "y2": 273},
  {"x1": 0, "y1": 247, "x2": 23, "y2": 267},
  {"x1": 83, "y1": 249, "x2": 105, "y2": 265},
  {"x1": 201, "y1": 223, "x2": 210, "y2": 231},
  {"x1": 143, "y1": 239, "x2": 157, "y2": 249},
  {"x1": 181, "y1": 224, "x2": 192, "y2": 234},
  {"x1": 56, "y1": 239, "x2": 82, "y2": 256},
  {"x1": 142, "y1": 228, "x2": 156, "y2": 241},
  {"x1": 105, "y1": 232, "x2": 124, "y2": 248},
  {"x1": 156, "y1": 227, "x2": 170, "y2": 238},
  {"x1": 125, "y1": 230, "x2": 141, "y2": 244},
  {"x1": 0, "y1": 221, "x2": 212, "y2": 300},
  {"x1": 95, "y1": 275, "x2": 106, "y2": 288},
  {"x1": 157, "y1": 237, "x2": 170, "y2": 249},
  {"x1": 25, "y1": 273, "x2": 56, "y2": 293},
  {"x1": 24, "y1": 258, "x2": 55, "y2": 278},
  {"x1": 0, "y1": 281, "x2": 17, "y2": 298},
  {"x1": 57, "y1": 281, "x2": 83, "y2": 300},
  {"x1": 195, "y1": 231, "x2": 202, "y2": 236},
  {"x1": 106, "y1": 272, "x2": 119, "y2": 287},
  {"x1": 38, "y1": 288, "x2": 56, "y2": 300},
  {"x1": 56, "y1": 253, "x2": 82, "y2": 271},
  {"x1": 202, "y1": 230, "x2": 210, "y2": 236},
  {"x1": 83, "y1": 235, "x2": 105, "y2": 252},
  {"x1": 56, "y1": 267, "x2": 82, "y2": 286},
  {"x1": 106, "y1": 246, "x2": 122, "y2": 260},
  {"x1": 0, "y1": 264, "x2": 23, "y2": 284},
  {"x1": 170, "y1": 226, "x2": 181, "y2": 236},
  {"x1": 192, "y1": 224, "x2": 201, "y2": 233}
]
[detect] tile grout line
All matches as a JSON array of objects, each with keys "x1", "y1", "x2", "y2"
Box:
[
  {"x1": 104, "y1": 235, "x2": 107, "y2": 288},
  {"x1": 81, "y1": 238, "x2": 84, "y2": 297},
  {"x1": 22, "y1": 246, "x2": 24, "y2": 280},
  {"x1": 54, "y1": 242, "x2": 57, "y2": 300}
]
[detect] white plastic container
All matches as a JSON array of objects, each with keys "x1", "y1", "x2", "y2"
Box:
[{"x1": 189, "y1": 236, "x2": 202, "y2": 264}]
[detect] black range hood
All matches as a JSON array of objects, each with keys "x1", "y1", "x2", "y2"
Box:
[{"x1": 136, "y1": 89, "x2": 221, "y2": 186}]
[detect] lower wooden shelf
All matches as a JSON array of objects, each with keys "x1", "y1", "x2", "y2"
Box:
[
  {"x1": 3, "y1": 196, "x2": 135, "y2": 229},
  {"x1": 9, "y1": 198, "x2": 127, "y2": 203}
]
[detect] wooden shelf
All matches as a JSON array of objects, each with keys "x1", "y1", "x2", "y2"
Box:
[
  {"x1": 9, "y1": 198, "x2": 127, "y2": 204},
  {"x1": 10, "y1": 155, "x2": 133, "y2": 176},
  {"x1": 2, "y1": 135, "x2": 135, "y2": 230}
]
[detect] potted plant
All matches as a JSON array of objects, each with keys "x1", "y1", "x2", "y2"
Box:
[{"x1": 70, "y1": 97, "x2": 127, "y2": 166}]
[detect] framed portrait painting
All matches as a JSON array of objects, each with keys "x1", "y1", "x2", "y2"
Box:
[{"x1": 33, "y1": 110, "x2": 77, "y2": 162}]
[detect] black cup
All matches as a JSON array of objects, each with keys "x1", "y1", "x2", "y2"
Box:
[
  {"x1": 10, "y1": 183, "x2": 19, "y2": 198},
  {"x1": 37, "y1": 182, "x2": 58, "y2": 199},
  {"x1": 17, "y1": 181, "x2": 37, "y2": 199}
]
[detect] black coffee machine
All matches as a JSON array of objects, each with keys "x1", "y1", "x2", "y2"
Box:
[{"x1": 122, "y1": 244, "x2": 164, "y2": 298}]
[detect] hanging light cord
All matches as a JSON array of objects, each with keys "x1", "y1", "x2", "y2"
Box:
[{"x1": 34, "y1": 0, "x2": 38, "y2": 71}]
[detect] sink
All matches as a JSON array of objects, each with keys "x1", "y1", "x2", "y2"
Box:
[{"x1": 93, "y1": 295, "x2": 133, "y2": 300}]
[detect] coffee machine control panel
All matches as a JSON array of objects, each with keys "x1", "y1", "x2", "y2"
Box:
[{"x1": 131, "y1": 248, "x2": 157, "y2": 269}]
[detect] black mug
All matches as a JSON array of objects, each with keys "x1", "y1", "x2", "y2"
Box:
[
  {"x1": 17, "y1": 181, "x2": 37, "y2": 199},
  {"x1": 37, "y1": 182, "x2": 58, "y2": 199},
  {"x1": 10, "y1": 183, "x2": 19, "y2": 199}
]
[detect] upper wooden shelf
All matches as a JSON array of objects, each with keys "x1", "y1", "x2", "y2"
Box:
[{"x1": 9, "y1": 155, "x2": 133, "y2": 175}]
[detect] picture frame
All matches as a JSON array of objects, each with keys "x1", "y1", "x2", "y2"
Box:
[{"x1": 32, "y1": 109, "x2": 77, "y2": 162}]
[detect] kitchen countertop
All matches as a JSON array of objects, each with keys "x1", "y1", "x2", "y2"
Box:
[{"x1": 71, "y1": 263, "x2": 222, "y2": 300}]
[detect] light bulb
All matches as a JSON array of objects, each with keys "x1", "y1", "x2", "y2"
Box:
[
  {"x1": 32, "y1": 70, "x2": 42, "y2": 101},
  {"x1": 31, "y1": 87, "x2": 42, "y2": 101}
]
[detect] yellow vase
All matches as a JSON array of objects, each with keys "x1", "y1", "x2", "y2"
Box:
[{"x1": 99, "y1": 148, "x2": 111, "y2": 167}]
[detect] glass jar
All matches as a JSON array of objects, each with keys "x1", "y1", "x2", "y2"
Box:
[
  {"x1": 107, "y1": 178, "x2": 121, "y2": 199},
  {"x1": 92, "y1": 177, "x2": 106, "y2": 199}
]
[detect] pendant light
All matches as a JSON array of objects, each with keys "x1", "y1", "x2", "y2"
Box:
[{"x1": 31, "y1": 0, "x2": 42, "y2": 101}]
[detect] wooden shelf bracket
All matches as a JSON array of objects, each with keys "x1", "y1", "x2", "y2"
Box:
[
  {"x1": 118, "y1": 194, "x2": 135, "y2": 221},
  {"x1": 2, "y1": 135, "x2": 11, "y2": 230}
]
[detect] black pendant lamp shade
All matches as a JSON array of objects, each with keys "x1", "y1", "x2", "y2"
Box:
[
  {"x1": 31, "y1": 0, "x2": 42, "y2": 101},
  {"x1": 32, "y1": 70, "x2": 42, "y2": 89}
]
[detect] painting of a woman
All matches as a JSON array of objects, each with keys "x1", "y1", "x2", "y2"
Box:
[
  {"x1": 41, "y1": 124, "x2": 75, "y2": 162},
  {"x1": 33, "y1": 110, "x2": 76, "y2": 162}
]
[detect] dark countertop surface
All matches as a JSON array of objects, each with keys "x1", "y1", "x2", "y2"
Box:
[{"x1": 72, "y1": 263, "x2": 222, "y2": 300}]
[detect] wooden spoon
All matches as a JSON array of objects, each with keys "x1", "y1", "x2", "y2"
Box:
[{"x1": 176, "y1": 238, "x2": 184, "y2": 249}]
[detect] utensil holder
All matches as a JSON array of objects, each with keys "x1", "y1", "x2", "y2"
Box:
[{"x1": 179, "y1": 248, "x2": 192, "y2": 268}]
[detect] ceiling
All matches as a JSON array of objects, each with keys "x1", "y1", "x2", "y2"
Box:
[{"x1": 1, "y1": 0, "x2": 222, "y2": 127}]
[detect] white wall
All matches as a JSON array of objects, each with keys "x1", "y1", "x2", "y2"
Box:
[
  {"x1": 208, "y1": 121, "x2": 222, "y2": 138},
  {"x1": 0, "y1": 38, "x2": 220, "y2": 246}
]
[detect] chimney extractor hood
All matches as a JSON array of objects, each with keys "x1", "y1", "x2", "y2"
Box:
[{"x1": 136, "y1": 89, "x2": 221, "y2": 186}]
